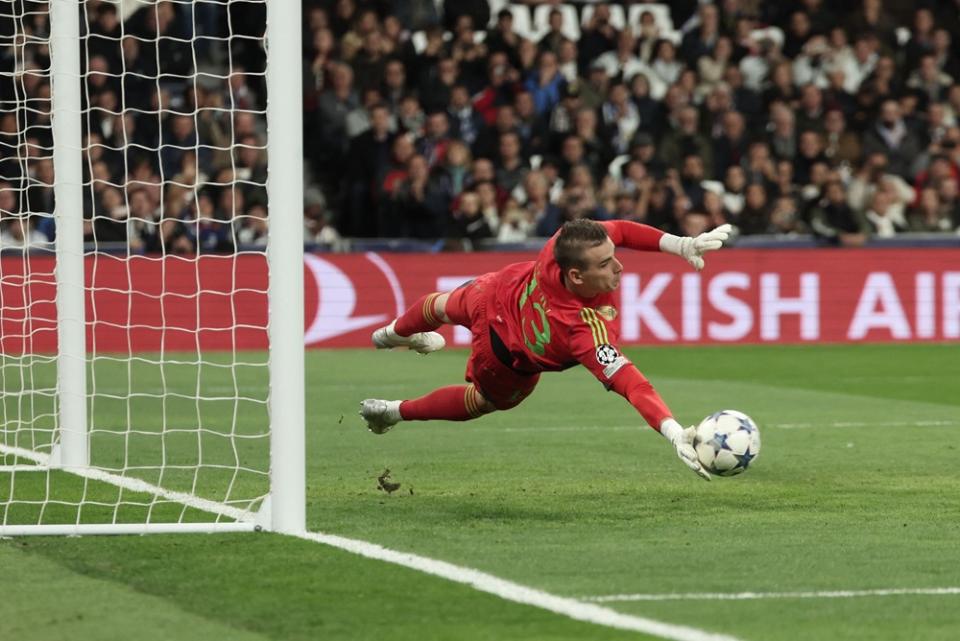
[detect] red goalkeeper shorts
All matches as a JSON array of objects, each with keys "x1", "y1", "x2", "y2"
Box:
[{"x1": 444, "y1": 274, "x2": 540, "y2": 410}]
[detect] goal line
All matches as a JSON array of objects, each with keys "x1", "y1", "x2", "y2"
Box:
[{"x1": 0, "y1": 442, "x2": 259, "y2": 536}]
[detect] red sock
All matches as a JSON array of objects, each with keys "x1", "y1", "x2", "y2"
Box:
[
  {"x1": 400, "y1": 385, "x2": 487, "y2": 421},
  {"x1": 394, "y1": 293, "x2": 443, "y2": 336}
]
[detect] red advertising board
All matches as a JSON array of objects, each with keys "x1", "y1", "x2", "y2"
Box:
[{"x1": 2, "y1": 248, "x2": 959, "y2": 353}]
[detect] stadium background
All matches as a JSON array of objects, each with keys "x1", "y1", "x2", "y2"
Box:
[
  {"x1": 3, "y1": 0, "x2": 959, "y2": 348},
  {"x1": 2, "y1": 3, "x2": 960, "y2": 641}
]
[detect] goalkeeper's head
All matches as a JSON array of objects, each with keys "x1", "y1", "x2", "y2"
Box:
[{"x1": 554, "y1": 220, "x2": 622, "y2": 297}]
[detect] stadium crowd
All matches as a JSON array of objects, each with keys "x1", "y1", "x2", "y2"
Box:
[{"x1": 3, "y1": 0, "x2": 960, "y2": 252}]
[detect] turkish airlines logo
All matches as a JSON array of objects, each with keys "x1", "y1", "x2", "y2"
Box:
[{"x1": 303, "y1": 253, "x2": 405, "y2": 345}]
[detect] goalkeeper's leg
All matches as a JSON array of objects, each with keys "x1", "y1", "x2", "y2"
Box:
[
  {"x1": 360, "y1": 383, "x2": 493, "y2": 433},
  {"x1": 371, "y1": 292, "x2": 451, "y2": 354}
]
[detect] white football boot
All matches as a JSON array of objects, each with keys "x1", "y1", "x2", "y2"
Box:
[
  {"x1": 359, "y1": 399, "x2": 402, "y2": 434},
  {"x1": 371, "y1": 320, "x2": 445, "y2": 354}
]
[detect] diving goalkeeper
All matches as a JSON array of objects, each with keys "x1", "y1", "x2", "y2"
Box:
[{"x1": 360, "y1": 219, "x2": 731, "y2": 481}]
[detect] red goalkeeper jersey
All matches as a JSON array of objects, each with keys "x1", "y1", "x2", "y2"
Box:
[{"x1": 483, "y1": 220, "x2": 674, "y2": 429}]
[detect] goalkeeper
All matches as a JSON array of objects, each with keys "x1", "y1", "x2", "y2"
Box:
[{"x1": 360, "y1": 220, "x2": 731, "y2": 481}]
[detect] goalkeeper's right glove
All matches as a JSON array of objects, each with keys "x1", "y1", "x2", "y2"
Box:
[
  {"x1": 660, "y1": 419, "x2": 712, "y2": 481},
  {"x1": 659, "y1": 224, "x2": 732, "y2": 271}
]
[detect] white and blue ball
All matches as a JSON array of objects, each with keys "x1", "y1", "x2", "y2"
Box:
[{"x1": 693, "y1": 410, "x2": 761, "y2": 477}]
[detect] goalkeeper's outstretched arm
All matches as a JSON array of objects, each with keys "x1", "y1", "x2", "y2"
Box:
[{"x1": 600, "y1": 220, "x2": 732, "y2": 271}]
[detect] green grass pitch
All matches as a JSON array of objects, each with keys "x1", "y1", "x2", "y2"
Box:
[{"x1": 2, "y1": 343, "x2": 960, "y2": 641}]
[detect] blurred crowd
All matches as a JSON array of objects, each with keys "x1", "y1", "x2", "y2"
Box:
[
  {"x1": 1, "y1": 0, "x2": 268, "y2": 252},
  {"x1": 4, "y1": 0, "x2": 960, "y2": 252}
]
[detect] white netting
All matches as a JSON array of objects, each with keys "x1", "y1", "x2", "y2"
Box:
[{"x1": 1, "y1": 0, "x2": 274, "y2": 529}]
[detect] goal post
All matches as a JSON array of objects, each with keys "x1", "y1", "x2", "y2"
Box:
[
  {"x1": 51, "y1": 0, "x2": 89, "y2": 471},
  {"x1": 0, "y1": 0, "x2": 305, "y2": 536},
  {"x1": 265, "y1": 0, "x2": 306, "y2": 535}
]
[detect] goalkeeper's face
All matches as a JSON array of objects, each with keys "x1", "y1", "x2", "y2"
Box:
[{"x1": 573, "y1": 238, "x2": 623, "y2": 297}]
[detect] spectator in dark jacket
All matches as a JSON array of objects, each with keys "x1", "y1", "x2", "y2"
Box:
[{"x1": 862, "y1": 99, "x2": 924, "y2": 180}]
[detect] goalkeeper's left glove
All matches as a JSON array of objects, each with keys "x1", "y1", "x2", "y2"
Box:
[
  {"x1": 659, "y1": 223, "x2": 732, "y2": 271},
  {"x1": 660, "y1": 419, "x2": 711, "y2": 481}
]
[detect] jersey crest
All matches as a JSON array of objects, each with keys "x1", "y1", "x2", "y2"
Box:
[{"x1": 595, "y1": 305, "x2": 617, "y2": 322}]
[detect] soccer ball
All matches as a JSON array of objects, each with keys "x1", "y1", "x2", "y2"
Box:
[{"x1": 693, "y1": 410, "x2": 761, "y2": 477}]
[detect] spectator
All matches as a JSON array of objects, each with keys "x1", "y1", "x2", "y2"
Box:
[
  {"x1": 557, "y1": 38, "x2": 579, "y2": 83},
  {"x1": 601, "y1": 83, "x2": 640, "y2": 156},
  {"x1": 518, "y1": 170, "x2": 560, "y2": 229},
  {"x1": 0, "y1": 214, "x2": 48, "y2": 249},
  {"x1": 659, "y1": 106, "x2": 713, "y2": 176},
  {"x1": 538, "y1": 9, "x2": 567, "y2": 56},
  {"x1": 494, "y1": 131, "x2": 529, "y2": 193},
  {"x1": 578, "y1": 4, "x2": 618, "y2": 71},
  {"x1": 397, "y1": 93, "x2": 425, "y2": 135},
  {"x1": 770, "y1": 195, "x2": 806, "y2": 234},
  {"x1": 594, "y1": 31, "x2": 665, "y2": 99},
  {"x1": 394, "y1": 0, "x2": 439, "y2": 32},
  {"x1": 635, "y1": 10, "x2": 661, "y2": 63},
  {"x1": 794, "y1": 130, "x2": 826, "y2": 186},
  {"x1": 343, "y1": 102, "x2": 395, "y2": 236},
  {"x1": 475, "y1": 104, "x2": 519, "y2": 161},
  {"x1": 702, "y1": 188, "x2": 730, "y2": 228},
  {"x1": 651, "y1": 40, "x2": 683, "y2": 87},
  {"x1": 864, "y1": 187, "x2": 908, "y2": 237},
  {"x1": 416, "y1": 110, "x2": 452, "y2": 168},
  {"x1": 862, "y1": 99, "x2": 924, "y2": 180},
  {"x1": 313, "y1": 62, "x2": 359, "y2": 174},
  {"x1": 389, "y1": 154, "x2": 448, "y2": 239},
  {"x1": 497, "y1": 198, "x2": 536, "y2": 242},
  {"x1": 449, "y1": 189, "x2": 493, "y2": 242},
  {"x1": 473, "y1": 51, "x2": 520, "y2": 126},
  {"x1": 906, "y1": 54, "x2": 953, "y2": 108},
  {"x1": 713, "y1": 110, "x2": 749, "y2": 180},
  {"x1": 909, "y1": 186, "x2": 953, "y2": 231},
  {"x1": 449, "y1": 15, "x2": 487, "y2": 81},
  {"x1": 822, "y1": 108, "x2": 861, "y2": 167},
  {"x1": 764, "y1": 62, "x2": 800, "y2": 110},
  {"x1": 809, "y1": 179, "x2": 869, "y2": 244},
  {"x1": 382, "y1": 58, "x2": 410, "y2": 112},
  {"x1": 447, "y1": 84, "x2": 483, "y2": 147},
  {"x1": 485, "y1": 10, "x2": 522, "y2": 67},
  {"x1": 681, "y1": 3, "x2": 720, "y2": 68},
  {"x1": 697, "y1": 36, "x2": 734, "y2": 98},
  {"x1": 680, "y1": 210, "x2": 711, "y2": 237},
  {"x1": 524, "y1": 51, "x2": 566, "y2": 117},
  {"x1": 736, "y1": 183, "x2": 772, "y2": 235},
  {"x1": 514, "y1": 90, "x2": 549, "y2": 155},
  {"x1": 723, "y1": 165, "x2": 748, "y2": 215},
  {"x1": 767, "y1": 102, "x2": 798, "y2": 161},
  {"x1": 835, "y1": 34, "x2": 878, "y2": 94}
]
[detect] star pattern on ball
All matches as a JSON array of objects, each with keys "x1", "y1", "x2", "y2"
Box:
[
  {"x1": 733, "y1": 446, "x2": 756, "y2": 470},
  {"x1": 736, "y1": 416, "x2": 756, "y2": 433},
  {"x1": 710, "y1": 432, "x2": 731, "y2": 451}
]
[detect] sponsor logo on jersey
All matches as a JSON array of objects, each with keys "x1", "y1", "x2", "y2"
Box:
[{"x1": 595, "y1": 305, "x2": 617, "y2": 322}]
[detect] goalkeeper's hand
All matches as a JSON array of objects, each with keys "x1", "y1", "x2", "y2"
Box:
[
  {"x1": 660, "y1": 224, "x2": 732, "y2": 271},
  {"x1": 660, "y1": 420, "x2": 711, "y2": 481}
]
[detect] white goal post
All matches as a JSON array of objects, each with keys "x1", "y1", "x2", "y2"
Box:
[{"x1": 0, "y1": 0, "x2": 304, "y2": 535}]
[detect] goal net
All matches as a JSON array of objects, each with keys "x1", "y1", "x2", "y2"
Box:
[{"x1": 0, "y1": 0, "x2": 304, "y2": 535}]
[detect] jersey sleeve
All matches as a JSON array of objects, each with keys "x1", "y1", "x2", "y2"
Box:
[
  {"x1": 600, "y1": 220, "x2": 665, "y2": 252},
  {"x1": 569, "y1": 308, "x2": 673, "y2": 430}
]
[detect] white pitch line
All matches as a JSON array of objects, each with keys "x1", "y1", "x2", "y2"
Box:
[
  {"x1": 0, "y1": 443, "x2": 256, "y2": 523},
  {"x1": 482, "y1": 420, "x2": 959, "y2": 433},
  {"x1": 0, "y1": 442, "x2": 743, "y2": 641},
  {"x1": 584, "y1": 587, "x2": 960, "y2": 602},
  {"x1": 774, "y1": 420, "x2": 958, "y2": 429},
  {"x1": 295, "y1": 530, "x2": 742, "y2": 641}
]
